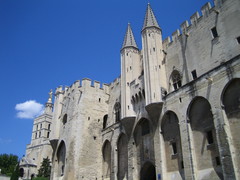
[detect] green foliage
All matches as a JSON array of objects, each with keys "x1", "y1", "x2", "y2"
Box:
[
  {"x1": 37, "y1": 157, "x2": 51, "y2": 178},
  {"x1": 0, "y1": 154, "x2": 18, "y2": 176},
  {"x1": 10, "y1": 162, "x2": 20, "y2": 180}
]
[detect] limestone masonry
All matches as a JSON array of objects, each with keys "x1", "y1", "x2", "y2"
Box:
[{"x1": 20, "y1": 0, "x2": 240, "y2": 179}]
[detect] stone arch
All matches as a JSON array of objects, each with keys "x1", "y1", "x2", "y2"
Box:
[
  {"x1": 133, "y1": 118, "x2": 154, "y2": 176},
  {"x1": 103, "y1": 114, "x2": 108, "y2": 129},
  {"x1": 170, "y1": 70, "x2": 182, "y2": 91},
  {"x1": 161, "y1": 111, "x2": 184, "y2": 178},
  {"x1": 221, "y1": 78, "x2": 240, "y2": 173},
  {"x1": 19, "y1": 168, "x2": 24, "y2": 177},
  {"x1": 57, "y1": 140, "x2": 66, "y2": 177},
  {"x1": 117, "y1": 133, "x2": 128, "y2": 180},
  {"x1": 102, "y1": 140, "x2": 111, "y2": 180},
  {"x1": 140, "y1": 161, "x2": 156, "y2": 180},
  {"x1": 187, "y1": 96, "x2": 222, "y2": 178}
]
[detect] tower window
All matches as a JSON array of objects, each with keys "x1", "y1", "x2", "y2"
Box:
[
  {"x1": 191, "y1": 70, "x2": 197, "y2": 80},
  {"x1": 216, "y1": 156, "x2": 221, "y2": 166},
  {"x1": 172, "y1": 142, "x2": 177, "y2": 155},
  {"x1": 236, "y1": 36, "x2": 240, "y2": 44},
  {"x1": 63, "y1": 114, "x2": 67, "y2": 125},
  {"x1": 211, "y1": 27, "x2": 218, "y2": 38},
  {"x1": 39, "y1": 132, "x2": 41, "y2": 138},
  {"x1": 47, "y1": 132, "x2": 50, "y2": 138},
  {"x1": 48, "y1": 124, "x2": 51, "y2": 130},
  {"x1": 35, "y1": 133, "x2": 37, "y2": 139},
  {"x1": 40, "y1": 124, "x2": 42, "y2": 129},
  {"x1": 206, "y1": 130, "x2": 214, "y2": 144}
]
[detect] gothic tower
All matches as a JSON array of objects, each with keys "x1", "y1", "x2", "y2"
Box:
[
  {"x1": 141, "y1": 4, "x2": 167, "y2": 105},
  {"x1": 121, "y1": 23, "x2": 141, "y2": 117}
]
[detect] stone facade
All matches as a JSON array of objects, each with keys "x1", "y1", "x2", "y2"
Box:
[{"x1": 22, "y1": 0, "x2": 240, "y2": 179}]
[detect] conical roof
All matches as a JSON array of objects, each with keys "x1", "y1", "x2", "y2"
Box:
[
  {"x1": 122, "y1": 23, "x2": 138, "y2": 50},
  {"x1": 142, "y1": 3, "x2": 160, "y2": 31}
]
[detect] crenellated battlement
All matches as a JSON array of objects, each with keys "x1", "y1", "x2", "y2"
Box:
[
  {"x1": 54, "y1": 78, "x2": 110, "y2": 96},
  {"x1": 163, "y1": 1, "x2": 222, "y2": 48}
]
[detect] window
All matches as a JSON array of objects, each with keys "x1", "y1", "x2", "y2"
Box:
[
  {"x1": 191, "y1": 70, "x2": 197, "y2": 80},
  {"x1": 172, "y1": 142, "x2": 177, "y2": 155},
  {"x1": 48, "y1": 124, "x2": 51, "y2": 130},
  {"x1": 206, "y1": 130, "x2": 214, "y2": 144},
  {"x1": 236, "y1": 36, "x2": 240, "y2": 44},
  {"x1": 39, "y1": 132, "x2": 41, "y2": 138},
  {"x1": 114, "y1": 103, "x2": 121, "y2": 122},
  {"x1": 35, "y1": 133, "x2": 37, "y2": 139},
  {"x1": 171, "y1": 70, "x2": 182, "y2": 90},
  {"x1": 36, "y1": 125, "x2": 38, "y2": 130},
  {"x1": 40, "y1": 124, "x2": 42, "y2": 129},
  {"x1": 215, "y1": 156, "x2": 221, "y2": 166},
  {"x1": 63, "y1": 114, "x2": 67, "y2": 125},
  {"x1": 103, "y1": 115, "x2": 108, "y2": 129},
  {"x1": 47, "y1": 132, "x2": 50, "y2": 138},
  {"x1": 211, "y1": 27, "x2": 218, "y2": 38}
]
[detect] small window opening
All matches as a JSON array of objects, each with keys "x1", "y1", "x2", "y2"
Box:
[
  {"x1": 63, "y1": 114, "x2": 67, "y2": 125},
  {"x1": 181, "y1": 161, "x2": 184, "y2": 169},
  {"x1": 179, "y1": 98, "x2": 182, "y2": 103},
  {"x1": 88, "y1": 117, "x2": 90, "y2": 120},
  {"x1": 103, "y1": 115, "x2": 108, "y2": 129},
  {"x1": 216, "y1": 156, "x2": 221, "y2": 166},
  {"x1": 172, "y1": 142, "x2": 177, "y2": 155},
  {"x1": 47, "y1": 132, "x2": 50, "y2": 138},
  {"x1": 128, "y1": 105, "x2": 129, "y2": 110},
  {"x1": 211, "y1": 27, "x2": 218, "y2": 38},
  {"x1": 39, "y1": 132, "x2": 41, "y2": 138},
  {"x1": 191, "y1": 70, "x2": 197, "y2": 80},
  {"x1": 99, "y1": 98, "x2": 101, "y2": 102},
  {"x1": 36, "y1": 125, "x2": 38, "y2": 130},
  {"x1": 206, "y1": 130, "x2": 214, "y2": 144},
  {"x1": 148, "y1": 33, "x2": 150, "y2": 37},
  {"x1": 130, "y1": 66, "x2": 132, "y2": 70},
  {"x1": 93, "y1": 136, "x2": 96, "y2": 140},
  {"x1": 48, "y1": 124, "x2": 50, "y2": 130},
  {"x1": 236, "y1": 36, "x2": 240, "y2": 44},
  {"x1": 171, "y1": 70, "x2": 182, "y2": 90},
  {"x1": 35, "y1": 133, "x2": 37, "y2": 139},
  {"x1": 126, "y1": 53, "x2": 128, "y2": 56},
  {"x1": 40, "y1": 124, "x2": 42, "y2": 129},
  {"x1": 153, "y1": 47, "x2": 155, "y2": 52}
]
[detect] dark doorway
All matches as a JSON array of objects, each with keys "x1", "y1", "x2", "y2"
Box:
[{"x1": 140, "y1": 162, "x2": 156, "y2": 180}]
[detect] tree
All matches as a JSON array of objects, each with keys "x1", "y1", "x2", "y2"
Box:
[
  {"x1": 0, "y1": 154, "x2": 18, "y2": 176},
  {"x1": 37, "y1": 157, "x2": 51, "y2": 178},
  {"x1": 10, "y1": 162, "x2": 20, "y2": 180}
]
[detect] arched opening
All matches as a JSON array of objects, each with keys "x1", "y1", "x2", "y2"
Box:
[
  {"x1": 114, "y1": 102, "x2": 121, "y2": 122},
  {"x1": 31, "y1": 174, "x2": 35, "y2": 180},
  {"x1": 57, "y1": 141, "x2": 66, "y2": 176},
  {"x1": 117, "y1": 134, "x2": 128, "y2": 180},
  {"x1": 19, "y1": 168, "x2": 24, "y2": 177},
  {"x1": 170, "y1": 70, "x2": 182, "y2": 90},
  {"x1": 222, "y1": 78, "x2": 240, "y2": 172},
  {"x1": 103, "y1": 114, "x2": 108, "y2": 129},
  {"x1": 188, "y1": 97, "x2": 222, "y2": 179},
  {"x1": 133, "y1": 118, "x2": 154, "y2": 175},
  {"x1": 161, "y1": 111, "x2": 184, "y2": 179},
  {"x1": 102, "y1": 140, "x2": 111, "y2": 180},
  {"x1": 63, "y1": 114, "x2": 67, "y2": 125},
  {"x1": 140, "y1": 161, "x2": 156, "y2": 180}
]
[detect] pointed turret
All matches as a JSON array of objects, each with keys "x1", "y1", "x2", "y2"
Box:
[
  {"x1": 122, "y1": 23, "x2": 138, "y2": 50},
  {"x1": 142, "y1": 3, "x2": 160, "y2": 31},
  {"x1": 44, "y1": 89, "x2": 53, "y2": 114}
]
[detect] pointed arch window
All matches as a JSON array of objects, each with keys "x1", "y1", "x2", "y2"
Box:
[
  {"x1": 114, "y1": 102, "x2": 121, "y2": 122},
  {"x1": 171, "y1": 70, "x2": 182, "y2": 90}
]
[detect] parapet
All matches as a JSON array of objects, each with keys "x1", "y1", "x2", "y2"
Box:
[{"x1": 163, "y1": 0, "x2": 222, "y2": 48}]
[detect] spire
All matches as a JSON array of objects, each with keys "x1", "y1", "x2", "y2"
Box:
[
  {"x1": 122, "y1": 23, "x2": 138, "y2": 50},
  {"x1": 142, "y1": 3, "x2": 160, "y2": 31}
]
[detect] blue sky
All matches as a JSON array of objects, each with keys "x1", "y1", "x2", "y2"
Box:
[{"x1": 0, "y1": 0, "x2": 211, "y2": 158}]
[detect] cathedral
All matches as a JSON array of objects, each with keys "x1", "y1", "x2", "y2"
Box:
[{"x1": 20, "y1": 0, "x2": 240, "y2": 179}]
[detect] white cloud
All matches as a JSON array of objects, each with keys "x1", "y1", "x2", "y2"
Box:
[
  {"x1": 0, "y1": 138, "x2": 13, "y2": 144},
  {"x1": 15, "y1": 100, "x2": 44, "y2": 119}
]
